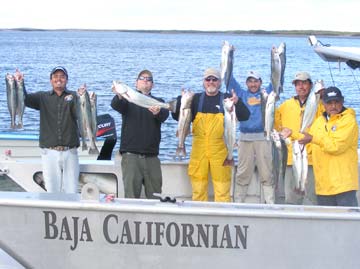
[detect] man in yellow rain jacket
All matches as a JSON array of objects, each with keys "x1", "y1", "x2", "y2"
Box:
[
  {"x1": 172, "y1": 68, "x2": 250, "y2": 202},
  {"x1": 299, "y1": 87, "x2": 358, "y2": 207},
  {"x1": 274, "y1": 71, "x2": 324, "y2": 205}
]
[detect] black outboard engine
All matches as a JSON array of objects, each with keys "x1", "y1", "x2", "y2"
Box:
[{"x1": 96, "y1": 114, "x2": 117, "y2": 160}]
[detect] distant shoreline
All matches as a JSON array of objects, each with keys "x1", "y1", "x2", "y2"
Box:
[{"x1": 1, "y1": 28, "x2": 359, "y2": 37}]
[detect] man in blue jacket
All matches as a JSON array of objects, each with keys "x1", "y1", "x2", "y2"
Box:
[{"x1": 230, "y1": 71, "x2": 274, "y2": 204}]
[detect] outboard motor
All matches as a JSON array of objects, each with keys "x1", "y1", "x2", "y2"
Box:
[{"x1": 96, "y1": 114, "x2": 117, "y2": 160}]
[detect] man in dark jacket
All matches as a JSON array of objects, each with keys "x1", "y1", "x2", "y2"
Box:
[{"x1": 111, "y1": 70, "x2": 169, "y2": 199}]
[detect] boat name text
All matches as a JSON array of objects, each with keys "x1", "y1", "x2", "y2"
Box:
[{"x1": 43, "y1": 211, "x2": 249, "y2": 251}]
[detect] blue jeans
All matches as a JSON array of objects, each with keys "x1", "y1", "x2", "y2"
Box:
[{"x1": 317, "y1": 190, "x2": 358, "y2": 207}]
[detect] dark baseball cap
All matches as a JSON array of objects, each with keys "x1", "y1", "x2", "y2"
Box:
[
  {"x1": 322, "y1": 86, "x2": 344, "y2": 103},
  {"x1": 50, "y1": 66, "x2": 68, "y2": 79}
]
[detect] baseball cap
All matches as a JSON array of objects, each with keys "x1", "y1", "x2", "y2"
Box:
[
  {"x1": 292, "y1": 71, "x2": 312, "y2": 84},
  {"x1": 322, "y1": 86, "x2": 344, "y2": 103},
  {"x1": 137, "y1": 69, "x2": 153, "y2": 79},
  {"x1": 203, "y1": 68, "x2": 221, "y2": 80},
  {"x1": 50, "y1": 66, "x2": 68, "y2": 79},
  {"x1": 246, "y1": 70, "x2": 261, "y2": 80}
]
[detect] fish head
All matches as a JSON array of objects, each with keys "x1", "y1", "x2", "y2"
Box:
[
  {"x1": 223, "y1": 98, "x2": 234, "y2": 111},
  {"x1": 112, "y1": 80, "x2": 128, "y2": 95},
  {"x1": 314, "y1": 80, "x2": 325, "y2": 93}
]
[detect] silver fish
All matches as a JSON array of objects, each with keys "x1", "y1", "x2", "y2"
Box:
[
  {"x1": 14, "y1": 71, "x2": 25, "y2": 129},
  {"x1": 264, "y1": 90, "x2": 277, "y2": 140},
  {"x1": 300, "y1": 82, "x2": 322, "y2": 132},
  {"x1": 223, "y1": 98, "x2": 237, "y2": 165},
  {"x1": 260, "y1": 89, "x2": 269, "y2": 131},
  {"x1": 88, "y1": 91, "x2": 97, "y2": 138},
  {"x1": 271, "y1": 43, "x2": 286, "y2": 97},
  {"x1": 278, "y1": 42, "x2": 286, "y2": 93},
  {"x1": 5, "y1": 74, "x2": 17, "y2": 129},
  {"x1": 220, "y1": 41, "x2": 235, "y2": 93},
  {"x1": 77, "y1": 86, "x2": 99, "y2": 155},
  {"x1": 271, "y1": 129, "x2": 288, "y2": 190},
  {"x1": 112, "y1": 80, "x2": 176, "y2": 112},
  {"x1": 175, "y1": 90, "x2": 194, "y2": 158},
  {"x1": 292, "y1": 140, "x2": 308, "y2": 193}
]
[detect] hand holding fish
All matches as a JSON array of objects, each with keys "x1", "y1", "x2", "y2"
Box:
[
  {"x1": 280, "y1": 127, "x2": 292, "y2": 139},
  {"x1": 298, "y1": 132, "x2": 313, "y2": 145},
  {"x1": 148, "y1": 105, "x2": 161, "y2": 115},
  {"x1": 14, "y1": 68, "x2": 23, "y2": 81},
  {"x1": 77, "y1": 84, "x2": 87, "y2": 96},
  {"x1": 229, "y1": 89, "x2": 238, "y2": 104}
]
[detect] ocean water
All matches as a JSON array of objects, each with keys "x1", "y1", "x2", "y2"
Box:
[{"x1": 1, "y1": 30, "x2": 360, "y2": 161}]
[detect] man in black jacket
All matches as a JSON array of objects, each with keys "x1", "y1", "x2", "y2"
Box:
[{"x1": 111, "y1": 70, "x2": 169, "y2": 199}]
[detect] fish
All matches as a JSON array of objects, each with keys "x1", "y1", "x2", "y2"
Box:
[
  {"x1": 300, "y1": 81, "x2": 322, "y2": 132},
  {"x1": 14, "y1": 70, "x2": 26, "y2": 129},
  {"x1": 175, "y1": 90, "x2": 194, "y2": 159},
  {"x1": 292, "y1": 140, "x2": 308, "y2": 193},
  {"x1": 77, "y1": 85, "x2": 99, "y2": 155},
  {"x1": 88, "y1": 91, "x2": 98, "y2": 138},
  {"x1": 5, "y1": 73, "x2": 17, "y2": 129},
  {"x1": 112, "y1": 80, "x2": 177, "y2": 112},
  {"x1": 278, "y1": 42, "x2": 286, "y2": 93},
  {"x1": 260, "y1": 89, "x2": 269, "y2": 132},
  {"x1": 223, "y1": 98, "x2": 237, "y2": 166},
  {"x1": 271, "y1": 129, "x2": 288, "y2": 190},
  {"x1": 220, "y1": 41, "x2": 235, "y2": 93},
  {"x1": 271, "y1": 43, "x2": 286, "y2": 98},
  {"x1": 264, "y1": 90, "x2": 277, "y2": 140}
]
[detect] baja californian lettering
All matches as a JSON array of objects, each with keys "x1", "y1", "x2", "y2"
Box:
[
  {"x1": 43, "y1": 211, "x2": 93, "y2": 251},
  {"x1": 102, "y1": 217, "x2": 248, "y2": 249}
]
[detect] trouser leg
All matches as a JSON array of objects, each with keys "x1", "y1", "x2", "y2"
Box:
[
  {"x1": 234, "y1": 142, "x2": 255, "y2": 203},
  {"x1": 188, "y1": 158, "x2": 209, "y2": 201},
  {"x1": 41, "y1": 148, "x2": 62, "y2": 193},
  {"x1": 143, "y1": 156, "x2": 162, "y2": 199},
  {"x1": 62, "y1": 148, "x2": 79, "y2": 194},
  {"x1": 210, "y1": 164, "x2": 232, "y2": 202},
  {"x1": 255, "y1": 141, "x2": 274, "y2": 204},
  {"x1": 121, "y1": 154, "x2": 143, "y2": 198}
]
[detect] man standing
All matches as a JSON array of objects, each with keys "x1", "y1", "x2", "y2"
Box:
[
  {"x1": 111, "y1": 70, "x2": 169, "y2": 199},
  {"x1": 172, "y1": 68, "x2": 250, "y2": 202},
  {"x1": 230, "y1": 71, "x2": 275, "y2": 204},
  {"x1": 274, "y1": 71, "x2": 323, "y2": 205},
  {"x1": 299, "y1": 87, "x2": 359, "y2": 206},
  {"x1": 23, "y1": 66, "x2": 80, "y2": 193}
]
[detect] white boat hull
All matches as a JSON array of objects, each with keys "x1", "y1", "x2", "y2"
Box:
[{"x1": 0, "y1": 191, "x2": 359, "y2": 269}]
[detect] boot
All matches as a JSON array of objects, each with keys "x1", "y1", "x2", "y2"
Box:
[
  {"x1": 234, "y1": 184, "x2": 249, "y2": 203},
  {"x1": 262, "y1": 184, "x2": 275, "y2": 204}
]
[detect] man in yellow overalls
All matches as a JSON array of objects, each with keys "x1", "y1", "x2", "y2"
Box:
[{"x1": 172, "y1": 68, "x2": 250, "y2": 202}]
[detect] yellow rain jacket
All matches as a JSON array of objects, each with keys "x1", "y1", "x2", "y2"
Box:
[
  {"x1": 274, "y1": 97, "x2": 324, "y2": 165},
  {"x1": 188, "y1": 112, "x2": 231, "y2": 202},
  {"x1": 309, "y1": 108, "x2": 359, "y2": 195}
]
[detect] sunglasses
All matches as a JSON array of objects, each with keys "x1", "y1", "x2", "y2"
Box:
[
  {"x1": 205, "y1": 77, "x2": 219, "y2": 82},
  {"x1": 138, "y1": 76, "x2": 153, "y2": 82}
]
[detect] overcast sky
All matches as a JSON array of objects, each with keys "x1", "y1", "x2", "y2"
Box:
[{"x1": 1, "y1": 0, "x2": 359, "y2": 32}]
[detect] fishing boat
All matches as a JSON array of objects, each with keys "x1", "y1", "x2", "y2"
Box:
[
  {"x1": 1, "y1": 37, "x2": 360, "y2": 268},
  {"x1": 308, "y1": 35, "x2": 360, "y2": 69}
]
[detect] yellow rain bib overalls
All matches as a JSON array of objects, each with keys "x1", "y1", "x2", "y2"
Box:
[{"x1": 188, "y1": 94, "x2": 232, "y2": 202}]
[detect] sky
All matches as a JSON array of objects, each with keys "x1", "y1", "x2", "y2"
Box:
[{"x1": 1, "y1": 0, "x2": 359, "y2": 32}]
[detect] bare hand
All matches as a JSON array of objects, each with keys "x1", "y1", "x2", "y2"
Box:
[
  {"x1": 298, "y1": 132, "x2": 313, "y2": 145},
  {"x1": 14, "y1": 69, "x2": 24, "y2": 80},
  {"x1": 230, "y1": 89, "x2": 238, "y2": 104},
  {"x1": 280, "y1": 127, "x2": 292, "y2": 139},
  {"x1": 77, "y1": 83, "x2": 87, "y2": 95},
  {"x1": 149, "y1": 106, "x2": 161, "y2": 115}
]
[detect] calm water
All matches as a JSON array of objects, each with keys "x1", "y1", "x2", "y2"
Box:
[{"x1": 1, "y1": 30, "x2": 360, "y2": 161}]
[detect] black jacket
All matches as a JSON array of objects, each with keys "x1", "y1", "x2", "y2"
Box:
[{"x1": 111, "y1": 93, "x2": 169, "y2": 156}]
